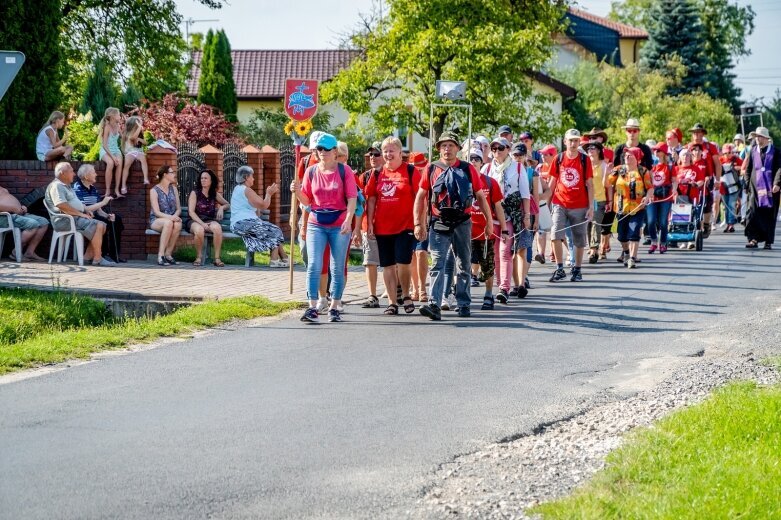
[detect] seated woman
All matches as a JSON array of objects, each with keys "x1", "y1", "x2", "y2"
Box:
[
  {"x1": 229, "y1": 165, "x2": 286, "y2": 266},
  {"x1": 73, "y1": 164, "x2": 125, "y2": 262},
  {"x1": 149, "y1": 165, "x2": 182, "y2": 266},
  {"x1": 36, "y1": 111, "x2": 73, "y2": 161},
  {"x1": 187, "y1": 169, "x2": 229, "y2": 267}
]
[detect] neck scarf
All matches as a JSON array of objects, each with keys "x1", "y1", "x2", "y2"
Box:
[
  {"x1": 752, "y1": 144, "x2": 775, "y2": 208},
  {"x1": 492, "y1": 156, "x2": 512, "y2": 191}
]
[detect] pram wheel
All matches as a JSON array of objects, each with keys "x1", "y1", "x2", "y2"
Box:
[{"x1": 695, "y1": 230, "x2": 704, "y2": 251}]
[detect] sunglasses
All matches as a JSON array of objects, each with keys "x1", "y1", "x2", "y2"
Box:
[
  {"x1": 469, "y1": 156, "x2": 482, "y2": 161},
  {"x1": 490, "y1": 146, "x2": 507, "y2": 152},
  {"x1": 368, "y1": 151, "x2": 381, "y2": 157},
  {"x1": 626, "y1": 128, "x2": 640, "y2": 133},
  {"x1": 316, "y1": 146, "x2": 335, "y2": 152}
]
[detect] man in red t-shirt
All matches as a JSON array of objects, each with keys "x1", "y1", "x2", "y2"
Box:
[
  {"x1": 548, "y1": 128, "x2": 594, "y2": 282},
  {"x1": 469, "y1": 172, "x2": 506, "y2": 310},
  {"x1": 365, "y1": 137, "x2": 421, "y2": 314},
  {"x1": 690, "y1": 123, "x2": 722, "y2": 237},
  {"x1": 357, "y1": 141, "x2": 384, "y2": 308},
  {"x1": 413, "y1": 131, "x2": 492, "y2": 320}
]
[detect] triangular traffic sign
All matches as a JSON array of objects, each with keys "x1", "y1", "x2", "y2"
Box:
[{"x1": 0, "y1": 51, "x2": 26, "y2": 102}]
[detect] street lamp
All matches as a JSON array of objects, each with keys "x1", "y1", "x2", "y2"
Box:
[
  {"x1": 429, "y1": 80, "x2": 472, "y2": 160},
  {"x1": 740, "y1": 103, "x2": 764, "y2": 138},
  {"x1": 184, "y1": 18, "x2": 220, "y2": 43}
]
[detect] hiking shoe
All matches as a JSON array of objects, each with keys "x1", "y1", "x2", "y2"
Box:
[
  {"x1": 524, "y1": 277, "x2": 531, "y2": 289},
  {"x1": 509, "y1": 287, "x2": 519, "y2": 297},
  {"x1": 549, "y1": 268, "x2": 567, "y2": 282},
  {"x1": 496, "y1": 289, "x2": 509, "y2": 304},
  {"x1": 481, "y1": 296, "x2": 494, "y2": 310},
  {"x1": 648, "y1": 244, "x2": 658, "y2": 254},
  {"x1": 517, "y1": 286, "x2": 529, "y2": 298},
  {"x1": 300, "y1": 308, "x2": 319, "y2": 323},
  {"x1": 627, "y1": 257, "x2": 637, "y2": 269},
  {"x1": 419, "y1": 303, "x2": 442, "y2": 321},
  {"x1": 588, "y1": 253, "x2": 598, "y2": 264},
  {"x1": 660, "y1": 245, "x2": 668, "y2": 254},
  {"x1": 534, "y1": 253, "x2": 546, "y2": 264},
  {"x1": 361, "y1": 295, "x2": 380, "y2": 308},
  {"x1": 328, "y1": 309, "x2": 342, "y2": 322},
  {"x1": 457, "y1": 306, "x2": 471, "y2": 318},
  {"x1": 570, "y1": 268, "x2": 583, "y2": 282},
  {"x1": 471, "y1": 274, "x2": 480, "y2": 287}
]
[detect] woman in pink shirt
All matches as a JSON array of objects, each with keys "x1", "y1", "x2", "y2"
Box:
[{"x1": 291, "y1": 133, "x2": 358, "y2": 323}]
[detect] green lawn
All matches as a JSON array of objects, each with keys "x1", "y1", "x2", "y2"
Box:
[
  {"x1": 174, "y1": 238, "x2": 362, "y2": 266},
  {"x1": 0, "y1": 287, "x2": 299, "y2": 375},
  {"x1": 532, "y1": 381, "x2": 781, "y2": 520}
]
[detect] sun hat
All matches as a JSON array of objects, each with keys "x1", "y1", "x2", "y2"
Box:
[
  {"x1": 652, "y1": 142, "x2": 669, "y2": 155},
  {"x1": 622, "y1": 118, "x2": 641, "y2": 129},
  {"x1": 511, "y1": 142, "x2": 527, "y2": 156},
  {"x1": 583, "y1": 127, "x2": 609, "y2": 142},
  {"x1": 540, "y1": 144, "x2": 558, "y2": 156},
  {"x1": 498, "y1": 125, "x2": 513, "y2": 136},
  {"x1": 733, "y1": 133, "x2": 745, "y2": 142},
  {"x1": 689, "y1": 123, "x2": 707, "y2": 135},
  {"x1": 564, "y1": 128, "x2": 581, "y2": 140},
  {"x1": 624, "y1": 146, "x2": 643, "y2": 162},
  {"x1": 435, "y1": 131, "x2": 461, "y2": 148},
  {"x1": 315, "y1": 133, "x2": 338, "y2": 150},
  {"x1": 749, "y1": 127, "x2": 771, "y2": 140}
]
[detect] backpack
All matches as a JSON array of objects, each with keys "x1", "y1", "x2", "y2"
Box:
[{"x1": 427, "y1": 160, "x2": 474, "y2": 227}]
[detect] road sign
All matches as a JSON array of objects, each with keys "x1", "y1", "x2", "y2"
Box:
[
  {"x1": 0, "y1": 51, "x2": 25, "y2": 102},
  {"x1": 284, "y1": 79, "x2": 319, "y2": 121}
]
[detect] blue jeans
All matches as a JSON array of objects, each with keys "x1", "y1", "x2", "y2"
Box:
[
  {"x1": 444, "y1": 247, "x2": 455, "y2": 298},
  {"x1": 722, "y1": 191, "x2": 739, "y2": 225},
  {"x1": 305, "y1": 224, "x2": 351, "y2": 301},
  {"x1": 646, "y1": 200, "x2": 672, "y2": 244},
  {"x1": 429, "y1": 220, "x2": 472, "y2": 308}
]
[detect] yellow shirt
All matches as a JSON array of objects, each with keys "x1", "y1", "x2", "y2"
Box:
[
  {"x1": 609, "y1": 167, "x2": 652, "y2": 214},
  {"x1": 591, "y1": 160, "x2": 607, "y2": 203}
]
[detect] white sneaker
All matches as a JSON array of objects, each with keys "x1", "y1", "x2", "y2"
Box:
[
  {"x1": 269, "y1": 259, "x2": 286, "y2": 268},
  {"x1": 316, "y1": 298, "x2": 330, "y2": 313},
  {"x1": 441, "y1": 293, "x2": 457, "y2": 311},
  {"x1": 336, "y1": 303, "x2": 345, "y2": 313}
]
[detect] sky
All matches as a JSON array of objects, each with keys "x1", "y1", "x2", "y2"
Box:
[{"x1": 174, "y1": 0, "x2": 781, "y2": 106}]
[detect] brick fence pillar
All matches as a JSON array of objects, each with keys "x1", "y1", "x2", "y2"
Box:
[
  {"x1": 243, "y1": 144, "x2": 264, "y2": 197},
  {"x1": 199, "y1": 144, "x2": 224, "y2": 194},
  {"x1": 145, "y1": 148, "x2": 177, "y2": 257},
  {"x1": 260, "y1": 145, "x2": 282, "y2": 233}
]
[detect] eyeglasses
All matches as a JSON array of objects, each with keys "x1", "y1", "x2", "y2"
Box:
[
  {"x1": 316, "y1": 146, "x2": 335, "y2": 152},
  {"x1": 490, "y1": 146, "x2": 506, "y2": 152},
  {"x1": 626, "y1": 129, "x2": 640, "y2": 134},
  {"x1": 368, "y1": 151, "x2": 381, "y2": 157}
]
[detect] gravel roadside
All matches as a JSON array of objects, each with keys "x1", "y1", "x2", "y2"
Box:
[{"x1": 406, "y1": 298, "x2": 781, "y2": 520}]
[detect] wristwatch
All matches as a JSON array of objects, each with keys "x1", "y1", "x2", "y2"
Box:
[{"x1": 501, "y1": 230, "x2": 509, "y2": 235}]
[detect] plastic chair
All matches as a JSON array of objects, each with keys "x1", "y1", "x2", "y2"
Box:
[
  {"x1": 43, "y1": 197, "x2": 84, "y2": 266},
  {"x1": 0, "y1": 212, "x2": 22, "y2": 262}
]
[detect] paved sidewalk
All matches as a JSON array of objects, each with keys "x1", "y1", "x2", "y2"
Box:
[{"x1": 0, "y1": 260, "x2": 371, "y2": 303}]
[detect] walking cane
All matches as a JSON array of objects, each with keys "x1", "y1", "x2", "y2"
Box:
[
  {"x1": 107, "y1": 199, "x2": 119, "y2": 262},
  {"x1": 289, "y1": 142, "x2": 302, "y2": 294}
]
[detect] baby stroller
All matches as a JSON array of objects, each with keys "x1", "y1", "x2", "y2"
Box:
[{"x1": 667, "y1": 186, "x2": 705, "y2": 251}]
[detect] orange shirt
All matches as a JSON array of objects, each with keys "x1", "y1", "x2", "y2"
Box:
[{"x1": 365, "y1": 163, "x2": 421, "y2": 235}]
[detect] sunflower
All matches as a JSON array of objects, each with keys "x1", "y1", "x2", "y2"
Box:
[
  {"x1": 294, "y1": 119, "x2": 313, "y2": 136},
  {"x1": 283, "y1": 120, "x2": 295, "y2": 136}
]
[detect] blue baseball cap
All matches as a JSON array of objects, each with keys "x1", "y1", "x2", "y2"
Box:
[{"x1": 315, "y1": 133, "x2": 338, "y2": 151}]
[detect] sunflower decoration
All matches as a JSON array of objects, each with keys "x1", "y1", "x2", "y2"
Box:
[
  {"x1": 283, "y1": 120, "x2": 295, "y2": 136},
  {"x1": 294, "y1": 119, "x2": 313, "y2": 137}
]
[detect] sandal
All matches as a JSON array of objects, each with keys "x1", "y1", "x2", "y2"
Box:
[
  {"x1": 410, "y1": 290, "x2": 419, "y2": 301},
  {"x1": 165, "y1": 255, "x2": 177, "y2": 265},
  {"x1": 402, "y1": 297, "x2": 415, "y2": 314},
  {"x1": 419, "y1": 292, "x2": 429, "y2": 303},
  {"x1": 193, "y1": 258, "x2": 202, "y2": 266},
  {"x1": 383, "y1": 304, "x2": 399, "y2": 315},
  {"x1": 746, "y1": 240, "x2": 758, "y2": 249},
  {"x1": 157, "y1": 256, "x2": 171, "y2": 266},
  {"x1": 213, "y1": 259, "x2": 225, "y2": 267}
]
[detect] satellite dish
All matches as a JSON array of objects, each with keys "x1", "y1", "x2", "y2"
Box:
[
  {"x1": 436, "y1": 80, "x2": 467, "y2": 101},
  {"x1": 0, "y1": 51, "x2": 25, "y2": 102}
]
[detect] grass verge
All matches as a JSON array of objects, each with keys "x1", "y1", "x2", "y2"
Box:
[
  {"x1": 173, "y1": 238, "x2": 362, "y2": 266},
  {"x1": 0, "y1": 287, "x2": 300, "y2": 375},
  {"x1": 531, "y1": 381, "x2": 781, "y2": 519}
]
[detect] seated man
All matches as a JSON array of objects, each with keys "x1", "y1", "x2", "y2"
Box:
[
  {"x1": 44, "y1": 162, "x2": 115, "y2": 266},
  {"x1": 73, "y1": 164, "x2": 125, "y2": 262},
  {"x1": 0, "y1": 185, "x2": 49, "y2": 260}
]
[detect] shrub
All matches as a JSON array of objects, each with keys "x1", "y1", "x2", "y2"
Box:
[{"x1": 67, "y1": 112, "x2": 101, "y2": 161}]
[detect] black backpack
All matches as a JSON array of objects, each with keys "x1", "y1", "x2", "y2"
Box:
[{"x1": 427, "y1": 160, "x2": 474, "y2": 227}]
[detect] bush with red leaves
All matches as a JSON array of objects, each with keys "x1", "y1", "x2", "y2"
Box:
[{"x1": 128, "y1": 94, "x2": 241, "y2": 147}]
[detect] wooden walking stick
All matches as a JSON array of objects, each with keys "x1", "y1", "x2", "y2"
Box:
[{"x1": 289, "y1": 143, "x2": 301, "y2": 294}]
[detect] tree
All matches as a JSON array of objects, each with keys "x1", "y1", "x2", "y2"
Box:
[
  {"x1": 80, "y1": 58, "x2": 119, "y2": 119},
  {"x1": 322, "y1": 0, "x2": 570, "y2": 142},
  {"x1": 59, "y1": 0, "x2": 228, "y2": 107},
  {"x1": 198, "y1": 30, "x2": 237, "y2": 121},
  {"x1": 118, "y1": 83, "x2": 144, "y2": 111},
  {"x1": 761, "y1": 91, "x2": 781, "y2": 144},
  {"x1": 611, "y1": 0, "x2": 754, "y2": 109},
  {"x1": 640, "y1": 0, "x2": 717, "y2": 98},
  {"x1": 558, "y1": 61, "x2": 736, "y2": 145},
  {"x1": 239, "y1": 108, "x2": 333, "y2": 148},
  {"x1": 0, "y1": 0, "x2": 62, "y2": 159}
]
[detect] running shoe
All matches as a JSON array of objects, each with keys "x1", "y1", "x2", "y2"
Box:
[
  {"x1": 517, "y1": 286, "x2": 529, "y2": 298},
  {"x1": 534, "y1": 253, "x2": 546, "y2": 264},
  {"x1": 659, "y1": 245, "x2": 668, "y2": 254},
  {"x1": 300, "y1": 308, "x2": 319, "y2": 323},
  {"x1": 419, "y1": 303, "x2": 442, "y2": 321},
  {"x1": 549, "y1": 268, "x2": 567, "y2": 282},
  {"x1": 648, "y1": 244, "x2": 658, "y2": 253},
  {"x1": 496, "y1": 290, "x2": 509, "y2": 304},
  {"x1": 457, "y1": 306, "x2": 471, "y2": 318},
  {"x1": 328, "y1": 309, "x2": 342, "y2": 322},
  {"x1": 481, "y1": 296, "x2": 495, "y2": 310},
  {"x1": 570, "y1": 268, "x2": 583, "y2": 282},
  {"x1": 627, "y1": 257, "x2": 637, "y2": 269}
]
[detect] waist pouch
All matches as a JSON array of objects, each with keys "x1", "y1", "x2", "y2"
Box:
[
  {"x1": 654, "y1": 185, "x2": 672, "y2": 199},
  {"x1": 311, "y1": 209, "x2": 344, "y2": 225}
]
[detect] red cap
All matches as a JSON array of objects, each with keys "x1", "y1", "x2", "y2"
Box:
[
  {"x1": 540, "y1": 144, "x2": 558, "y2": 156},
  {"x1": 652, "y1": 142, "x2": 669, "y2": 155},
  {"x1": 409, "y1": 152, "x2": 428, "y2": 168},
  {"x1": 721, "y1": 143, "x2": 735, "y2": 154},
  {"x1": 625, "y1": 147, "x2": 643, "y2": 162}
]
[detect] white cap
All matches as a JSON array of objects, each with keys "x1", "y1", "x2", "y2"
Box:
[
  {"x1": 474, "y1": 135, "x2": 490, "y2": 146},
  {"x1": 564, "y1": 128, "x2": 581, "y2": 140},
  {"x1": 309, "y1": 131, "x2": 324, "y2": 148},
  {"x1": 733, "y1": 133, "x2": 745, "y2": 142}
]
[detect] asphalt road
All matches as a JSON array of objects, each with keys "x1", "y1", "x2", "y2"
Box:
[{"x1": 1, "y1": 231, "x2": 779, "y2": 519}]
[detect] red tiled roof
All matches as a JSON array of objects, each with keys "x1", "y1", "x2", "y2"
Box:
[
  {"x1": 567, "y1": 7, "x2": 648, "y2": 39},
  {"x1": 187, "y1": 49, "x2": 359, "y2": 99}
]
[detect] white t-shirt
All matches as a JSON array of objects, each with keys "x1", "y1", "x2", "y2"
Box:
[{"x1": 482, "y1": 161, "x2": 530, "y2": 199}]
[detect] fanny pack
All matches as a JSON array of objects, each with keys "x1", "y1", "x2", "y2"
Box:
[
  {"x1": 311, "y1": 208, "x2": 344, "y2": 225},
  {"x1": 654, "y1": 185, "x2": 672, "y2": 199}
]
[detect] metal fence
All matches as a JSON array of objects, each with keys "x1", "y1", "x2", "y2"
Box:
[
  {"x1": 279, "y1": 143, "x2": 295, "y2": 219},
  {"x1": 221, "y1": 143, "x2": 248, "y2": 200},
  {"x1": 176, "y1": 143, "x2": 206, "y2": 208}
]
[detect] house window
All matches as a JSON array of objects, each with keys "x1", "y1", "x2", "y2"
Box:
[{"x1": 394, "y1": 123, "x2": 409, "y2": 148}]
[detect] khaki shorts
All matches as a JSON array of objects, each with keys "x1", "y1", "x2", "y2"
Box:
[
  {"x1": 362, "y1": 235, "x2": 380, "y2": 266},
  {"x1": 52, "y1": 215, "x2": 99, "y2": 241},
  {"x1": 551, "y1": 204, "x2": 589, "y2": 248}
]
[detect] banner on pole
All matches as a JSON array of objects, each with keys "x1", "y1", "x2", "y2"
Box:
[{"x1": 284, "y1": 79, "x2": 319, "y2": 122}]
